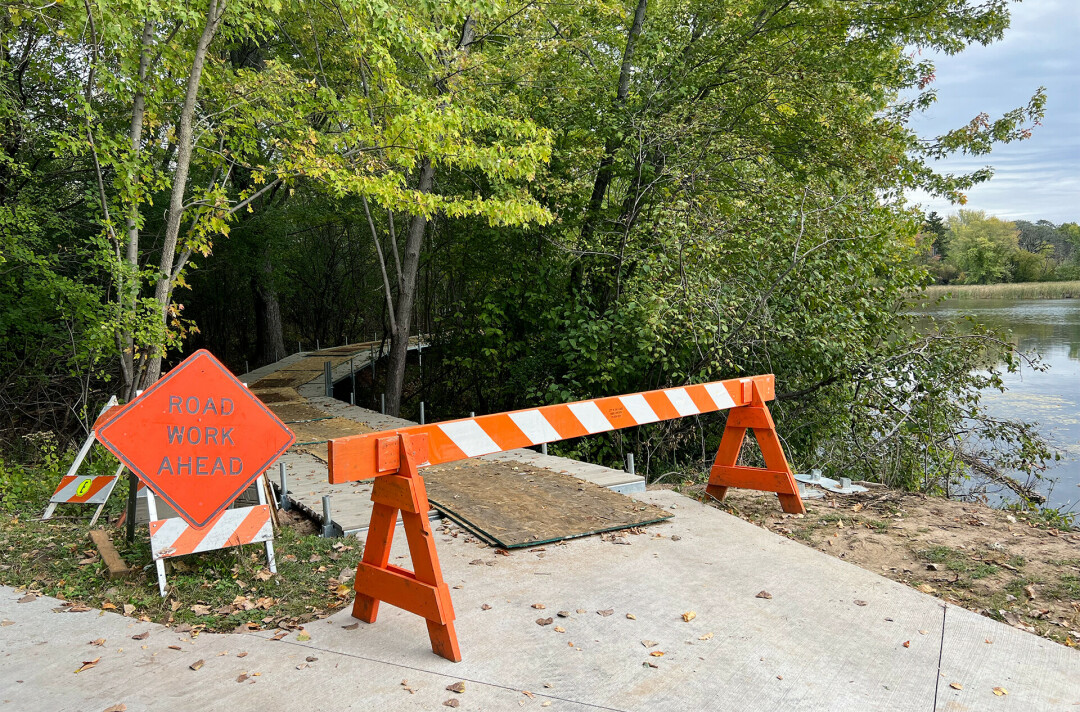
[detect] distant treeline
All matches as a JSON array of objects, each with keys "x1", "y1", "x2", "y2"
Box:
[{"x1": 918, "y1": 211, "x2": 1080, "y2": 285}]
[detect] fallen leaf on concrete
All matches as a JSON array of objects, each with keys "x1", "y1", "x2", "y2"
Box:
[
  {"x1": 102, "y1": 705, "x2": 126, "y2": 712},
  {"x1": 682, "y1": 611, "x2": 696, "y2": 622},
  {"x1": 446, "y1": 681, "x2": 466, "y2": 693},
  {"x1": 542, "y1": 702, "x2": 552, "y2": 708},
  {"x1": 296, "y1": 631, "x2": 311, "y2": 642},
  {"x1": 557, "y1": 610, "x2": 570, "y2": 617},
  {"x1": 400, "y1": 680, "x2": 414, "y2": 694},
  {"x1": 626, "y1": 613, "x2": 636, "y2": 620},
  {"x1": 131, "y1": 631, "x2": 149, "y2": 640},
  {"x1": 237, "y1": 652, "x2": 248, "y2": 658},
  {"x1": 641, "y1": 640, "x2": 658, "y2": 648},
  {"x1": 89, "y1": 638, "x2": 106, "y2": 646},
  {"x1": 853, "y1": 600, "x2": 867, "y2": 607},
  {"x1": 903, "y1": 641, "x2": 911, "y2": 648},
  {"x1": 650, "y1": 651, "x2": 664, "y2": 657},
  {"x1": 341, "y1": 622, "x2": 360, "y2": 630},
  {"x1": 985, "y1": 639, "x2": 993, "y2": 644},
  {"x1": 495, "y1": 549, "x2": 510, "y2": 557},
  {"x1": 17, "y1": 594, "x2": 36, "y2": 604},
  {"x1": 536, "y1": 617, "x2": 554, "y2": 626},
  {"x1": 644, "y1": 661, "x2": 658, "y2": 669},
  {"x1": 597, "y1": 609, "x2": 614, "y2": 617},
  {"x1": 756, "y1": 591, "x2": 772, "y2": 600},
  {"x1": 993, "y1": 687, "x2": 1008, "y2": 696},
  {"x1": 306, "y1": 656, "x2": 318, "y2": 663},
  {"x1": 481, "y1": 604, "x2": 492, "y2": 611},
  {"x1": 522, "y1": 690, "x2": 535, "y2": 698},
  {"x1": 554, "y1": 626, "x2": 566, "y2": 633},
  {"x1": 75, "y1": 658, "x2": 100, "y2": 673},
  {"x1": 698, "y1": 633, "x2": 714, "y2": 641},
  {"x1": 271, "y1": 631, "x2": 287, "y2": 641},
  {"x1": 189, "y1": 660, "x2": 204, "y2": 671},
  {"x1": 532, "y1": 603, "x2": 546, "y2": 609},
  {"x1": 670, "y1": 535, "x2": 682, "y2": 541},
  {"x1": 777, "y1": 675, "x2": 784, "y2": 680},
  {"x1": 443, "y1": 700, "x2": 459, "y2": 708},
  {"x1": 919, "y1": 630, "x2": 928, "y2": 635},
  {"x1": 168, "y1": 645, "x2": 181, "y2": 651},
  {"x1": 296, "y1": 664, "x2": 308, "y2": 670},
  {"x1": 1, "y1": 620, "x2": 13, "y2": 626},
  {"x1": 949, "y1": 682, "x2": 962, "y2": 690}
]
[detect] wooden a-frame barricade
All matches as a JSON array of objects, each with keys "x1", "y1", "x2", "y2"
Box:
[{"x1": 328, "y1": 374, "x2": 802, "y2": 662}]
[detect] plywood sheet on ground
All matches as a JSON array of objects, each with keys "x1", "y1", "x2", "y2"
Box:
[
  {"x1": 268, "y1": 403, "x2": 333, "y2": 423},
  {"x1": 289, "y1": 417, "x2": 375, "y2": 444},
  {"x1": 423, "y1": 459, "x2": 671, "y2": 549},
  {"x1": 252, "y1": 387, "x2": 303, "y2": 404}
]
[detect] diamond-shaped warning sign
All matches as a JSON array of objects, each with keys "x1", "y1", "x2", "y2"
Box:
[{"x1": 96, "y1": 350, "x2": 295, "y2": 528}]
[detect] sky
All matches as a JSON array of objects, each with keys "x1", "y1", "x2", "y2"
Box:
[{"x1": 906, "y1": 0, "x2": 1080, "y2": 224}]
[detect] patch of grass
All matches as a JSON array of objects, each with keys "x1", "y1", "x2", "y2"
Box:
[
  {"x1": 1047, "y1": 558, "x2": 1080, "y2": 568},
  {"x1": 1007, "y1": 555, "x2": 1027, "y2": 570},
  {"x1": 1044, "y1": 575, "x2": 1080, "y2": 601},
  {"x1": 868, "y1": 520, "x2": 889, "y2": 532},
  {"x1": 0, "y1": 513, "x2": 364, "y2": 633},
  {"x1": 924, "y1": 280, "x2": 1080, "y2": 300},
  {"x1": 918, "y1": 545, "x2": 999, "y2": 579}
]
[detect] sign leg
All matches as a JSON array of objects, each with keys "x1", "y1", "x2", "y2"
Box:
[
  {"x1": 255, "y1": 474, "x2": 278, "y2": 573},
  {"x1": 145, "y1": 490, "x2": 168, "y2": 597}
]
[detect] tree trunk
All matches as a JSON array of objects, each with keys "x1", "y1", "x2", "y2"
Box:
[
  {"x1": 253, "y1": 251, "x2": 287, "y2": 366},
  {"x1": 579, "y1": 0, "x2": 648, "y2": 245},
  {"x1": 140, "y1": 0, "x2": 227, "y2": 389},
  {"x1": 385, "y1": 158, "x2": 434, "y2": 416}
]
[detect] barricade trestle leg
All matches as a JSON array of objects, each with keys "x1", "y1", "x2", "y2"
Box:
[
  {"x1": 350, "y1": 432, "x2": 461, "y2": 662},
  {"x1": 706, "y1": 379, "x2": 805, "y2": 514}
]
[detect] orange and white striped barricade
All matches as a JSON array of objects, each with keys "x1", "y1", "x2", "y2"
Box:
[
  {"x1": 327, "y1": 373, "x2": 802, "y2": 661},
  {"x1": 42, "y1": 396, "x2": 125, "y2": 525},
  {"x1": 145, "y1": 473, "x2": 277, "y2": 597}
]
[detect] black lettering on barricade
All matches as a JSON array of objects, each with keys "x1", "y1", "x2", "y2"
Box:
[
  {"x1": 196, "y1": 456, "x2": 209, "y2": 475},
  {"x1": 211, "y1": 457, "x2": 226, "y2": 476},
  {"x1": 221, "y1": 428, "x2": 234, "y2": 446},
  {"x1": 229, "y1": 457, "x2": 243, "y2": 475},
  {"x1": 177, "y1": 457, "x2": 191, "y2": 476},
  {"x1": 169, "y1": 396, "x2": 183, "y2": 414},
  {"x1": 160, "y1": 394, "x2": 246, "y2": 477},
  {"x1": 158, "y1": 457, "x2": 174, "y2": 476}
]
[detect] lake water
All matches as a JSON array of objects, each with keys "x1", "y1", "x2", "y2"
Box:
[{"x1": 921, "y1": 297, "x2": 1080, "y2": 510}]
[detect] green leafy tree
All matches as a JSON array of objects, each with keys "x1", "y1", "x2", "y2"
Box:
[{"x1": 945, "y1": 210, "x2": 1020, "y2": 284}]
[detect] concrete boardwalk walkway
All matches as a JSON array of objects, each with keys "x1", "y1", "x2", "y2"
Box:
[{"x1": 3, "y1": 490, "x2": 1078, "y2": 711}]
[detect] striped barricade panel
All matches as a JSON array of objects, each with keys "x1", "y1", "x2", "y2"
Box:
[
  {"x1": 329, "y1": 375, "x2": 771, "y2": 483},
  {"x1": 149, "y1": 505, "x2": 273, "y2": 560},
  {"x1": 49, "y1": 475, "x2": 118, "y2": 505}
]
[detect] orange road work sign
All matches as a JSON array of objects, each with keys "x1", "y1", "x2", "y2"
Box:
[
  {"x1": 328, "y1": 374, "x2": 803, "y2": 662},
  {"x1": 96, "y1": 350, "x2": 295, "y2": 528}
]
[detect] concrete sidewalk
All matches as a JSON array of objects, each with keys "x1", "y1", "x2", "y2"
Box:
[{"x1": 2, "y1": 490, "x2": 1078, "y2": 711}]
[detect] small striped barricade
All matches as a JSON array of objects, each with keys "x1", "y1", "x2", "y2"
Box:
[
  {"x1": 327, "y1": 373, "x2": 803, "y2": 662},
  {"x1": 42, "y1": 396, "x2": 126, "y2": 526},
  {"x1": 144, "y1": 474, "x2": 277, "y2": 596}
]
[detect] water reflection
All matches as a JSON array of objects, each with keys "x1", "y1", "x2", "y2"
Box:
[{"x1": 920, "y1": 298, "x2": 1080, "y2": 509}]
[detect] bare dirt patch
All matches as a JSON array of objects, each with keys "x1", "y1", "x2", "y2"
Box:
[{"x1": 670, "y1": 483, "x2": 1080, "y2": 647}]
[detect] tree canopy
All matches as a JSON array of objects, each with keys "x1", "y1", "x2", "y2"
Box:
[{"x1": 0, "y1": 0, "x2": 1056, "y2": 497}]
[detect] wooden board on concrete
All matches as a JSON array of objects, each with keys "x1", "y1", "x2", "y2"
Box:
[
  {"x1": 88, "y1": 529, "x2": 130, "y2": 579},
  {"x1": 423, "y1": 459, "x2": 671, "y2": 549},
  {"x1": 268, "y1": 403, "x2": 333, "y2": 423}
]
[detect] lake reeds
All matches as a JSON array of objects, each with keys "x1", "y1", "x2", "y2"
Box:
[{"x1": 923, "y1": 281, "x2": 1080, "y2": 300}]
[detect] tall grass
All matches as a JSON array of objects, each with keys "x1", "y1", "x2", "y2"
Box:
[{"x1": 923, "y1": 281, "x2": 1080, "y2": 300}]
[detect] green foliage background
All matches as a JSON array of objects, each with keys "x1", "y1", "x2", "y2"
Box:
[{"x1": 0, "y1": 0, "x2": 1060, "y2": 503}]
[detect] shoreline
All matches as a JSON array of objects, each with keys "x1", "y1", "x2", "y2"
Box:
[{"x1": 922, "y1": 281, "x2": 1080, "y2": 300}]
